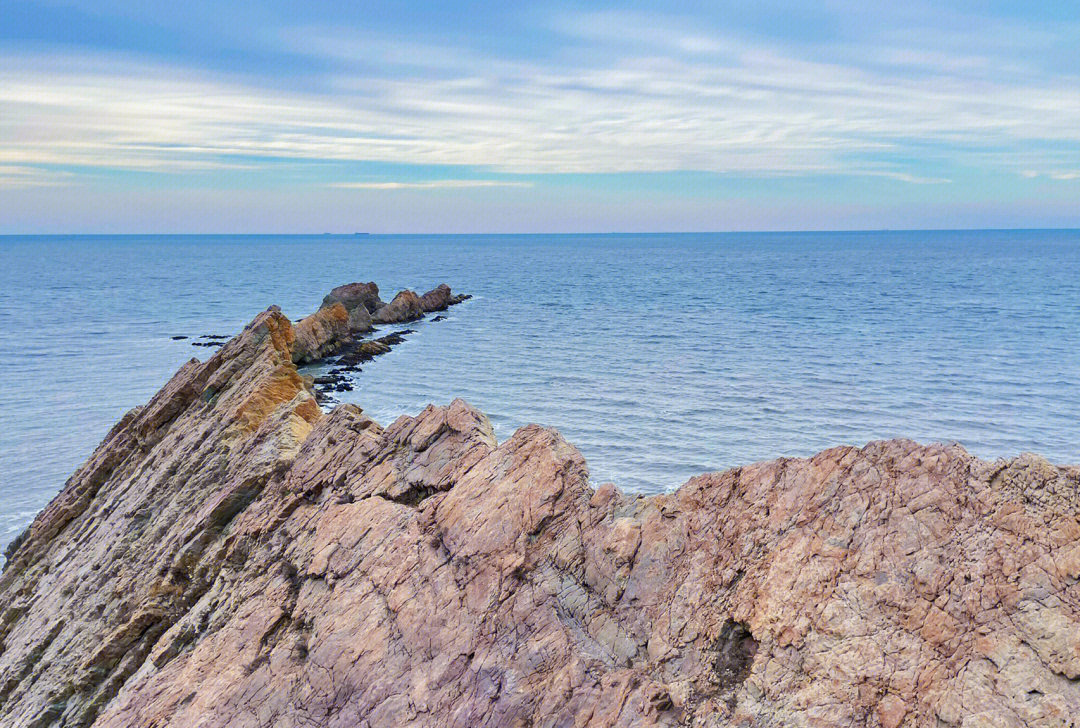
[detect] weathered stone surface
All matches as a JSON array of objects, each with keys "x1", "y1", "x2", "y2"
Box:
[
  {"x1": 291, "y1": 303, "x2": 350, "y2": 364},
  {"x1": 347, "y1": 303, "x2": 373, "y2": 333},
  {"x1": 371, "y1": 289, "x2": 424, "y2": 324},
  {"x1": 420, "y1": 283, "x2": 453, "y2": 312},
  {"x1": 320, "y1": 281, "x2": 383, "y2": 315},
  {"x1": 2, "y1": 302, "x2": 1079, "y2": 728}
]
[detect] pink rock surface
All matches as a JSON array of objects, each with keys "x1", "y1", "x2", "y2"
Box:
[{"x1": 1, "y1": 305, "x2": 1078, "y2": 727}]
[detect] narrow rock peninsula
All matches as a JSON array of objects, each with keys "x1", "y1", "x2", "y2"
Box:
[
  {"x1": 291, "y1": 281, "x2": 470, "y2": 402},
  {"x1": 1, "y1": 286, "x2": 1078, "y2": 727}
]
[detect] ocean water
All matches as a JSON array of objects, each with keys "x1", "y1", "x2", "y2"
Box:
[{"x1": 2, "y1": 231, "x2": 1079, "y2": 554}]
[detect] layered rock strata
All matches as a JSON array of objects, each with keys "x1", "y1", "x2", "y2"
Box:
[{"x1": 1, "y1": 296, "x2": 1078, "y2": 728}]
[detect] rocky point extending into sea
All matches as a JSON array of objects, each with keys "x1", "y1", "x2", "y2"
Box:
[{"x1": 1, "y1": 281, "x2": 1078, "y2": 727}]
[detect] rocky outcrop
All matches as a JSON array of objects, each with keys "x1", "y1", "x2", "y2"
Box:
[
  {"x1": 292, "y1": 303, "x2": 351, "y2": 363},
  {"x1": 371, "y1": 289, "x2": 425, "y2": 324},
  {"x1": 418, "y1": 284, "x2": 469, "y2": 312},
  {"x1": 321, "y1": 281, "x2": 468, "y2": 325},
  {"x1": 420, "y1": 283, "x2": 454, "y2": 311},
  {"x1": 347, "y1": 304, "x2": 373, "y2": 333},
  {"x1": 1, "y1": 298, "x2": 1079, "y2": 727},
  {"x1": 321, "y1": 281, "x2": 384, "y2": 315},
  {"x1": 293, "y1": 280, "x2": 469, "y2": 400}
]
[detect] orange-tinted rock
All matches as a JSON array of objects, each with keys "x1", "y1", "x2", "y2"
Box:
[
  {"x1": 2, "y1": 303, "x2": 1079, "y2": 728},
  {"x1": 371, "y1": 289, "x2": 424, "y2": 324},
  {"x1": 291, "y1": 302, "x2": 350, "y2": 363}
]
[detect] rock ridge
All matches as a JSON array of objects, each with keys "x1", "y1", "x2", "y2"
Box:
[
  {"x1": 0, "y1": 291, "x2": 1078, "y2": 727},
  {"x1": 296, "y1": 281, "x2": 470, "y2": 402}
]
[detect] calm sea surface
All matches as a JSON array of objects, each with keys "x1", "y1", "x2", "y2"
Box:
[{"x1": 2, "y1": 231, "x2": 1079, "y2": 553}]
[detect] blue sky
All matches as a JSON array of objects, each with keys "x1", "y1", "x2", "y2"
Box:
[{"x1": 1, "y1": 1, "x2": 1078, "y2": 232}]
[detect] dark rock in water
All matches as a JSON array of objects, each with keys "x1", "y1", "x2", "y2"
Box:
[
  {"x1": 431, "y1": 315, "x2": 447, "y2": 322},
  {"x1": 200, "y1": 334, "x2": 230, "y2": 340},
  {"x1": 450, "y1": 293, "x2": 472, "y2": 305},
  {"x1": 192, "y1": 340, "x2": 224, "y2": 348},
  {"x1": 313, "y1": 390, "x2": 338, "y2": 405},
  {"x1": 171, "y1": 335, "x2": 188, "y2": 340},
  {"x1": 334, "y1": 329, "x2": 414, "y2": 368},
  {"x1": 321, "y1": 281, "x2": 383, "y2": 315},
  {"x1": 371, "y1": 289, "x2": 425, "y2": 324}
]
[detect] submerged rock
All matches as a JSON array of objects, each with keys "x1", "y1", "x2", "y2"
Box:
[{"x1": 1, "y1": 298, "x2": 1078, "y2": 727}]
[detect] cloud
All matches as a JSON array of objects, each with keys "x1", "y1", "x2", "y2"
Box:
[
  {"x1": 328, "y1": 180, "x2": 532, "y2": 190},
  {"x1": 1019, "y1": 170, "x2": 1080, "y2": 180},
  {"x1": 0, "y1": 165, "x2": 73, "y2": 188},
  {"x1": 872, "y1": 172, "x2": 951, "y2": 185},
  {"x1": 1, "y1": 12, "x2": 1078, "y2": 185}
]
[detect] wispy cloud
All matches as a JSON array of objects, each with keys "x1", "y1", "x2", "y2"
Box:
[
  {"x1": 1022, "y1": 170, "x2": 1080, "y2": 180},
  {"x1": 871, "y1": 172, "x2": 952, "y2": 185},
  {"x1": 0, "y1": 165, "x2": 73, "y2": 189},
  {"x1": 1, "y1": 7, "x2": 1078, "y2": 187},
  {"x1": 329, "y1": 180, "x2": 532, "y2": 189}
]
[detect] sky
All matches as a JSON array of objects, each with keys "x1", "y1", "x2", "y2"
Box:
[{"x1": 2, "y1": 1, "x2": 1078, "y2": 233}]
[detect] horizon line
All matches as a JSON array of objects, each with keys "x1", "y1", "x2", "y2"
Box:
[{"x1": 3, "y1": 227, "x2": 1080, "y2": 238}]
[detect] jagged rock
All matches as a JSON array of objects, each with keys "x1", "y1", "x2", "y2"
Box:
[
  {"x1": 419, "y1": 283, "x2": 453, "y2": 312},
  {"x1": 347, "y1": 304, "x2": 373, "y2": 333},
  {"x1": 1, "y1": 302, "x2": 1079, "y2": 728},
  {"x1": 320, "y1": 281, "x2": 384, "y2": 315},
  {"x1": 334, "y1": 330, "x2": 413, "y2": 368},
  {"x1": 418, "y1": 284, "x2": 471, "y2": 311},
  {"x1": 291, "y1": 303, "x2": 350, "y2": 364},
  {"x1": 371, "y1": 289, "x2": 424, "y2": 324}
]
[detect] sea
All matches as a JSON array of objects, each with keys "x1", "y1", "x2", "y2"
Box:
[{"x1": 2, "y1": 230, "x2": 1079, "y2": 555}]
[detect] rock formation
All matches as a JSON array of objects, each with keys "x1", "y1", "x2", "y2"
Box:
[
  {"x1": 419, "y1": 283, "x2": 469, "y2": 312},
  {"x1": 1, "y1": 292, "x2": 1078, "y2": 728},
  {"x1": 371, "y1": 289, "x2": 425, "y2": 324},
  {"x1": 292, "y1": 303, "x2": 351, "y2": 363},
  {"x1": 297, "y1": 281, "x2": 468, "y2": 400},
  {"x1": 347, "y1": 304, "x2": 373, "y2": 333},
  {"x1": 321, "y1": 281, "x2": 384, "y2": 316},
  {"x1": 319, "y1": 281, "x2": 470, "y2": 327}
]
